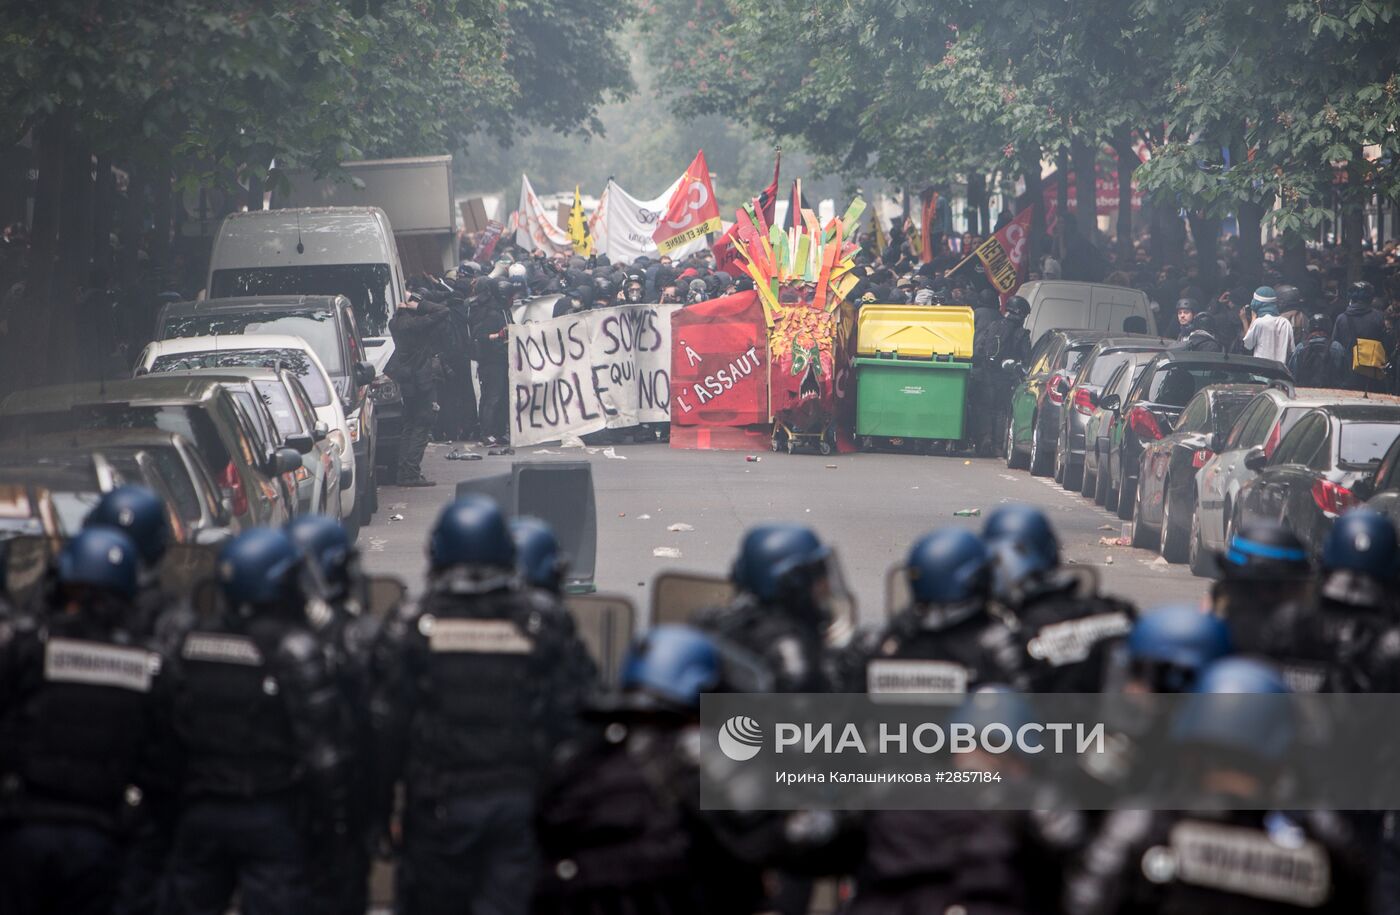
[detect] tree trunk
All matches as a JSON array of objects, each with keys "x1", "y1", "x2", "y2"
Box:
[
  {"x1": 49, "y1": 137, "x2": 92, "y2": 383},
  {"x1": 92, "y1": 156, "x2": 114, "y2": 280},
  {"x1": 1342, "y1": 159, "x2": 1365, "y2": 283},
  {"x1": 1072, "y1": 135, "x2": 1096, "y2": 221},
  {"x1": 0, "y1": 143, "x2": 29, "y2": 230},
  {"x1": 118, "y1": 166, "x2": 145, "y2": 295},
  {"x1": 1021, "y1": 145, "x2": 1045, "y2": 269},
  {"x1": 1281, "y1": 231, "x2": 1308, "y2": 288},
  {"x1": 149, "y1": 156, "x2": 173, "y2": 279},
  {"x1": 1187, "y1": 210, "x2": 1220, "y2": 294},
  {"x1": 1055, "y1": 147, "x2": 1070, "y2": 258},
  {"x1": 966, "y1": 171, "x2": 986, "y2": 236},
  {"x1": 11, "y1": 115, "x2": 68, "y2": 389},
  {"x1": 1113, "y1": 128, "x2": 1136, "y2": 267},
  {"x1": 1235, "y1": 195, "x2": 1270, "y2": 288}
]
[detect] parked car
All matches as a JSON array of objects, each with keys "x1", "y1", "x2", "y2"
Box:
[
  {"x1": 1055, "y1": 335, "x2": 1169, "y2": 491},
  {"x1": 1017, "y1": 280, "x2": 1153, "y2": 346},
  {"x1": 0, "y1": 378, "x2": 299, "y2": 529},
  {"x1": 1083, "y1": 353, "x2": 1159, "y2": 503},
  {"x1": 133, "y1": 334, "x2": 360, "y2": 529},
  {"x1": 363, "y1": 335, "x2": 402, "y2": 479},
  {"x1": 1006, "y1": 329, "x2": 1109, "y2": 474},
  {"x1": 1234, "y1": 403, "x2": 1400, "y2": 554},
  {"x1": 154, "y1": 294, "x2": 379, "y2": 521},
  {"x1": 1361, "y1": 432, "x2": 1400, "y2": 533},
  {"x1": 1096, "y1": 351, "x2": 1292, "y2": 521},
  {"x1": 1132, "y1": 384, "x2": 1265, "y2": 560},
  {"x1": 1189, "y1": 388, "x2": 1393, "y2": 575},
  {"x1": 0, "y1": 460, "x2": 124, "y2": 537}
]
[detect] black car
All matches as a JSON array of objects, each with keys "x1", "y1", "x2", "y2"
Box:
[
  {"x1": 1098, "y1": 351, "x2": 1293, "y2": 521},
  {"x1": 1006, "y1": 329, "x2": 1109, "y2": 475},
  {"x1": 1054, "y1": 335, "x2": 1168, "y2": 491},
  {"x1": 1132, "y1": 384, "x2": 1265, "y2": 561},
  {"x1": 1362, "y1": 430, "x2": 1400, "y2": 532},
  {"x1": 1235, "y1": 403, "x2": 1400, "y2": 555},
  {"x1": 155, "y1": 294, "x2": 379, "y2": 521}
]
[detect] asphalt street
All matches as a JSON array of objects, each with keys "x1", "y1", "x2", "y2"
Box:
[{"x1": 360, "y1": 439, "x2": 1208, "y2": 622}]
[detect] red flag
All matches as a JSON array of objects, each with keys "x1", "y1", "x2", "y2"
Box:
[
  {"x1": 971, "y1": 206, "x2": 1034, "y2": 298},
  {"x1": 653, "y1": 151, "x2": 723, "y2": 255},
  {"x1": 714, "y1": 151, "x2": 780, "y2": 278},
  {"x1": 919, "y1": 188, "x2": 939, "y2": 263}
]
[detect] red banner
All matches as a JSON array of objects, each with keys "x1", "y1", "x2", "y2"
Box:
[
  {"x1": 653, "y1": 150, "x2": 723, "y2": 255},
  {"x1": 670, "y1": 291, "x2": 769, "y2": 427}
]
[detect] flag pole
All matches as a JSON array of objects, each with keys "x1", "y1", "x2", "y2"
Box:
[{"x1": 945, "y1": 249, "x2": 980, "y2": 276}]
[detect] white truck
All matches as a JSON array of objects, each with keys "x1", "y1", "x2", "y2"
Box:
[{"x1": 271, "y1": 155, "x2": 458, "y2": 276}]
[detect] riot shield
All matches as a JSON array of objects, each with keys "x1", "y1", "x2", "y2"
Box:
[
  {"x1": 651, "y1": 572, "x2": 733, "y2": 628},
  {"x1": 565, "y1": 593, "x2": 636, "y2": 684},
  {"x1": 3, "y1": 535, "x2": 59, "y2": 609}
]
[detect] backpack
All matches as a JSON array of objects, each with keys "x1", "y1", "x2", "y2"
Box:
[
  {"x1": 1353, "y1": 337, "x2": 1388, "y2": 380},
  {"x1": 1295, "y1": 338, "x2": 1332, "y2": 387}
]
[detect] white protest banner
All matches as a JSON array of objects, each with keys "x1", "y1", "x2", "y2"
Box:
[
  {"x1": 510, "y1": 303, "x2": 681, "y2": 447},
  {"x1": 514, "y1": 174, "x2": 573, "y2": 256},
  {"x1": 591, "y1": 178, "x2": 707, "y2": 264}
]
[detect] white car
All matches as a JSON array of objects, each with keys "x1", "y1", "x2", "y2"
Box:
[{"x1": 134, "y1": 334, "x2": 358, "y2": 524}]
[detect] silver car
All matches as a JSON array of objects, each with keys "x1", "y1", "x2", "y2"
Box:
[{"x1": 246, "y1": 368, "x2": 343, "y2": 518}]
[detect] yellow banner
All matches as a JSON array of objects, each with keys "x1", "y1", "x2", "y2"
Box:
[{"x1": 973, "y1": 234, "x2": 1018, "y2": 293}]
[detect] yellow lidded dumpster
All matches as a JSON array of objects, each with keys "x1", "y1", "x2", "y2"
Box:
[{"x1": 855, "y1": 305, "x2": 975, "y2": 441}]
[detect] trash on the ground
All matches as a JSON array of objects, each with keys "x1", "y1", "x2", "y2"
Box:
[
  {"x1": 825, "y1": 464, "x2": 838, "y2": 469},
  {"x1": 1098, "y1": 536, "x2": 1133, "y2": 547},
  {"x1": 602, "y1": 447, "x2": 627, "y2": 460},
  {"x1": 618, "y1": 512, "x2": 626, "y2": 517},
  {"x1": 389, "y1": 513, "x2": 405, "y2": 522},
  {"x1": 1105, "y1": 555, "x2": 1114, "y2": 565},
  {"x1": 1098, "y1": 524, "x2": 1116, "y2": 531},
  {"x1": 1121, "y1": 522, "x2": 1133, "y2": 541},
  {"x1": 964, "y1": 460, "x2": 972, "y2": 465},
  {"x1": 487, "y1": 446, "x2": 515, "y2": 456},
  {"x1": 446, "y1": 450, "x2": 483, "y2": 461},
  {"x1": 533, "y1": 448, "x2": 561, "y2": 455},
  {"x1": 999, "y1": 474, "x2": 1019, "y2": 482},
  {"x1": 667, "y1": 523, "x2": 695, "y2": 532},
  {"x1": 1151, "y1": 556, "x2": 1170, "y2": 567},
  {"x1": 559, "y1": 434, "x2": 585, "y2": 449},
  {"x1": 746, "y1": 455, "x2": 761, "y2": 462},
  {"x1": 953, "y1": 508, "x2": 981, "y2": 517},
  {"x1": 652, "y1": 547, "x2": 683, "y2": 559},
  {"x1": 636, "y1": 514, "x2": 652, "y2": 520}
]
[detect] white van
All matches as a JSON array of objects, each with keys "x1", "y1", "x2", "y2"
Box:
[
  {"x1": 205, "y1": 207, "x2": 407, "y2": 336},
  {"x1": 1019, "y1": 280, "x2": 1153, "y2": 346}
]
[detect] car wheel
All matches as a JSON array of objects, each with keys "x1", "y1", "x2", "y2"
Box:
[
  {"x1": 1029, "y1": 416, "x2": 1052, "y2": 476},
  {"x1": 1053, "y1": 438, "x2": 1065, "y2": 484},
  {"x1": 1081, "y1": 453, "x2": 1097, "y2": 498},
  {"x1": 1102, "y1": 455, "x2": 1118, "y2": 511},
  {"x1": 1188, "y1": 498, "x2": 1214, "y2": 577},
  {"x1": 1159, "y1": 481, "x2": 1189, "y2": 563},
  {"x1": 1131, "y1": 480, "x2": 1155, "y2": 547},
  {"x1": 1116, "y1": 466, "x2": 1135, "y2": 521},
  {"x1": 1063, "y1": 449, "x2": 1083, "y2": 492},
  {"x1": 1006, "y1": 418, "x2": 1029, "y2": 470}
]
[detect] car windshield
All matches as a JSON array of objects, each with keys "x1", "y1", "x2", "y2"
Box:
[
  {"x1": 147, "y1": 348, "x2": 332, "y2": 407},
  {"x1": 1339, "y1": 422, "x2": 1400, "y2": 466},
  {"x1": 208, "y1": 265, "x2": 390, "y2": 335},
  {"x1": 160, "y1": 310, "x2": 344, "y2": 375},
  {"x1": 1147, "y1": 365, "x2": 1286, "y2": 407},
  {"x1": 0, "y1": 406, "x2": 233, "y2": 474},
  {"x1": 253, "y1": 380, "x2": 303, "y2": 438}
]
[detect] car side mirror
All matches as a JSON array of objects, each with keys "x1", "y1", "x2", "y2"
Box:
[
  {"x1": 284, "y1": 433, "x2": 315, "y2": 455},
  {"x1": 271, "y1": 447, "x2": 302, "y2": 476},
  {"x1": 354, "y1": 361, "x2": 377, "y2": 387},
  {"x1": 313, "y1": 421, "x2": 329, "y2": 443},
  {"x1": 1099, "y1": 394, "x2": 1121, "y2": 413},
  {"x1": 1244, "y1": 447, "x2": 1269, "y2": 473}
]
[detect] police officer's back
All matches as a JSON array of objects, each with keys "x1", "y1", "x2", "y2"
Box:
[
  {"x1": 380, "y1": 495, "x2": 592, "y2": 915},
  {"x1": 0, "y1": 528, "x2": 168, "y2": 915},
  {"x1": 162, "y1": 528, "x2": 351, "y2": 915},
  {"x1": 1209, "y1": 522, "x2": 1314, "y2": 661},
  {"x1": 695, "y1": 524, "x2": 844, "y2": 693},
  {"x1": 470, "y1": 277, "x2": 514, "y2": 446}
]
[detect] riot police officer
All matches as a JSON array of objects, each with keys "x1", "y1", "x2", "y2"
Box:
[
  {"x1": 162, "y1": 528, "x2": 352, "y2": 915},
  {"x1": 971, "y1": 294, "x2": 1032, "y2": 456},
  {"x1": 1066, "y1": 659, "x2": 1370, "y2": 913},
  {"x1": 510, "y1": 516, "x2": 567, "y2": 597},
  {"x1": 984, "y1": 504, "x2": 1136, "y2": 692},
  {"x1": 534, "y1": 624, "x2": 776, "y2": 915},
  {"x1": 0, "y1": 527, "x2": 168, "y2": 915},
  {"x1": 470, "y1": 277, "x2": 513, "y2": 446},
  {"x1": 286, "y1": 514, "x2": 384, "y2": 915},
  {"x1": 696, "y1": 524, "x2": 845, "y2": 693},
  {"x1": 84, "y1": 484, "x2": 172, "y2": 635},
  {"x1": 843, "y1": 527, "x2": 1025, "y2": 695},
  {"x1": 378, "y1": 495, "x2": 593, "y2": 915},
  {"x1": 1210, "y1": 521, "x2": 1313, "y2": 655}
]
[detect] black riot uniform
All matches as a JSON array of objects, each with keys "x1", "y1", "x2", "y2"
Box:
[
  {"x1": 470, "y1": 278, "x2": 514, "y2": 445},
  {"x1": 970, "y1": 295, "x2": 1032, "y2": 456},
  {"x1": 162, "y1": 529, "x2": 352, "y2": 915},
  {"x1": 0, "y1": 528, "x2": 169, "y2": 915},
  {"x1": 378, "y1": 495, "x2": 593, "y2": 915},
  {"x1": 695, "y1": 524, "x2": 844, "y2": 694}
]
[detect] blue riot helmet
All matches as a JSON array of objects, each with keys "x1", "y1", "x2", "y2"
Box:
[
  {"x1": 57, "y1": 527, "x2": 140, "y2": 600},
  {"x1": 286, "y1": 514, "x2": 353, "y2": 600},
  {"x1": 428, "y1": 495, "x2": 516, "y2": 574},
  {"x1": 619, "y1": 625, "x2": 722, "y2": 711},
  {"x1": 982, "y1": 504, "x2": 1059, "y2": 577},
  {"x1": 906, "y1": 528, "x2": 991, "y2": 606},
  {"x1": 1125, "y1": 605, "x2": 1234, "y2": 693},
  {"x1": 1319, "y1": 509, "x2": 1398, "y2": 611},
  {"x1": 218, "y1": 528, "x2": 304, "y2": 613},
  {"x1": 1170, "y1": 658, "x2": 1294, "y2": 768},
  {"x1": 510, "y1": 517, "x2": 566, "y2": 594},
  {"x1": 730, "y1": 524, "x2": 837, "y2": 618},
  {"x1": 85, "y1": 485, "x2": 170, "y2": 567},
  {"x1": 1212, "y1": 521, "x2": 1312, "y2": 625}
]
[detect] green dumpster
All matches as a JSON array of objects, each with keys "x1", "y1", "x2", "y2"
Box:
[{"x1": 854, "y1": 305, "x2": 975, "y2": 441}]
